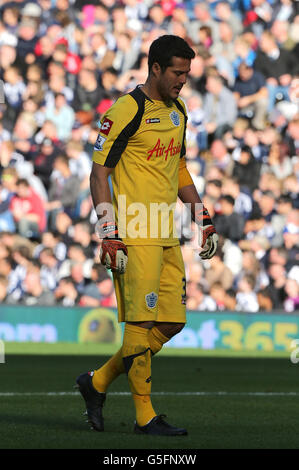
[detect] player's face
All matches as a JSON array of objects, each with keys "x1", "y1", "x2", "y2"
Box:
[{"x1": 156, "y1": 56, "x2": 191, "y2": 102}]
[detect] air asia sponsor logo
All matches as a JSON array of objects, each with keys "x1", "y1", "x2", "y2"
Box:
[
  {"x1": 100, "y1": 117, "x2": 113, "y2": 135},
  {"x1": 147, "y1": 138, "x2": 181, "y2": 161},
  {"x1": 94, "y1": 134, "x2": 106, "y2": 151},
  {"x1": 146, "y1": 118, "x2": 160, "y2": 124}
]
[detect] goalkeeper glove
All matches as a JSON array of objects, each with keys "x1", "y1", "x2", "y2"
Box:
[
  {"x1": 195, "y1": 206, "x2": 219, "y2": 260},
  {"x1": 96, "y1": 221, "x2": 128, "y2": 274}
]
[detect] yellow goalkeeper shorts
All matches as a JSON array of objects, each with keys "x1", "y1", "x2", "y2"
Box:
[{"x1": 113, "y1": 245, "x2": 186, "y2": 323}]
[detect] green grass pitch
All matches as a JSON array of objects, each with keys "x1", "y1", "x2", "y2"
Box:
[{"x1": 1, "y1": 343, "x2": 299, "y2": 449}]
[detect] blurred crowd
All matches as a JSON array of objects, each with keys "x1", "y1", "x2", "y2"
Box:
[{"x1": 0, "y1": 0, "x2": 298, "y2": 313}]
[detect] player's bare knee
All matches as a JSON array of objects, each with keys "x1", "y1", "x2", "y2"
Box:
[
  {"x1": 170, "y1": 322, "x2": 185, "y2": 337},
  {"x1": 156, "y1": 322, "x2": 185, "y2": 338}
]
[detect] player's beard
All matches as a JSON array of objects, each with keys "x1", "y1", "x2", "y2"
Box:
[{"x1": 157, "y1": 80, "x2": 175, "y2": 106}]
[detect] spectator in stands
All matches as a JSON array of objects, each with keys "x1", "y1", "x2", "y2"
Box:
[
  {"x1": 267, "y1": 262, "x2": 287, "y2": 309},
  {"x1": 283, "y1": 173, "x2": 299, "y2": 209},
  {"x1": 240, "y1": 235, "x2": 271, "y2": 271},
  {"x1": 72, "y1": 220, "x2": 95, "y2": 259},
  {"x1": 198, "y1": 25, "x2": 213, "y2": 50},
  {"x1": 203, "y1": 73, "x2": 237, "y2": 139},
  {"x1": 257, "y1": 288, "x2": 274, "y2": 312},
  {"x1": 16, "y1": 18, "x2": 39, "y2": 68},
  {"x1": 204, "y1": 248, "x2": 234, "y2": 291},
  {"x1": 267, "y1": 139, "x2": 293, "y2": 181},
  {"x1": 46, "y1": 154, "x2": 80, "y2": 229},
  {"x1": 45, "y1": 72, "x2": 74, "y2": 107},
  {"x1": 223, "y1": 288, "x2": 237, "y2": 311},
  {"x1": 284, "y1": 279, "x2": 299, "y2": 313},
  {"x1": 233, "y1": 62, "x2": 268, "y2": 130},
  {"x1": 271, "y1": 20, "x2": 297, "y2": 52},
  {"x1": 255, "y1": 31, "x2": 298, "y2": 111},
  {"x1": 3, "y1": 65, "x2": 26, "y2": 126},
  {"x1": 258, "y1": 191, "x2": 277, "y2": 223},
  {"x1": 54, "y1": 211, "x2": 73, "y2": 246},
  {"x1": 12, "y1": 110, "x2": 38, "y2": 143},
  {"x1": 236, "y1": 274, "x2": 259, "y2": 313},
  {"x1": 70, "y1": 261, "x2": 91, "y2": 296},
  {"x1": 79, "y1": 263, "x2": 112, "y2": 307},
  {"x1": 64, "y1": 242, "x2": 94, "y2": 280},
  {"x1": 271, "y1": 195, "x2": 294, "y2": 247},
  {"x1": 31, "y1": 139, "x2": 59, "y2": 191},
  {"x1": 210, "y1": 21, "x2": 236, "y2": 64},
  {"x1": 221, "y1": 177, "x2": 253, "y2": 220},
  {"x1": 210, "y1": 282, "x2": 226, "y2": 310},
  {"x1": 244, "y1": 214, "x2": 275, "y2": 246},
  {"x1": 0, "y1": 141, "x2": 48, "y2": 202},
  {"x1": 214, "y1": 195, "x2": 245, "y2": 242},
  {"x1": 72, "y1": 68, "x2": 104, "y2": 112},
  {"x1": 21, "y1": 262, "x2": 55, "y2": 306},
  {"x1": 65, "y1": 140, "x2": 91, "y2": 190},
  {"x1": 208, "y1": 139, "x2": 234, "y2": 176},
  {"x1": 0, "y1": 275, "x2": 9, "y2": 303},
  {"x1": 0, "y1": 257, "x2": 17, "y2": 302},
  {"x1": 98, "y1": 277, "x2": 116, "y2": 307},
  {"x1": 186, "y1": 282, "x2": 216, "y2": 312},
  {"x1": 189, "y1": 1, "x2": 219, "y2": 46},
  {"x1": 55, "y1": 276, "x2": 80, "y2": 306},
  {"x1": 242, "y1": 127, "x2": 268, "y2": 163},
  {"x1": 0, "y1": 168, "x2": 17, "y2": 232},
  {"x1": 45, "y1": 92, "x2": 75, "y2": 141},
  {"x1": 232, "y1": 36, "x2": 256, "y2": 77},
  {"x1": 204, "y1": 179, "x2": 222, "y2": 205},
  {"x1": 285, "y1": 117, "x2": 299, "y2": 159},
  {"x1": 282, "y1": 222, "x2": 299, "y2": 271},
  {"x1": 34, "y1": 230, "x2": 67, "y2": 262},
  {"x1": 2, "y1": 5, "x2": 19, "y2": 35},
  {"x1": 38, "y1": 247, "x2": 60, "y2": 292},
  {"x1": 146, "y1": 4, "x2": 170, "y2": 32},
  {"x1": 232, "y1": 145, "x2": 261, "y2": 192},
  {"x1": 214, "y1": 2, "x2": 242, "y2": 37},
  {"x1": 237, "y1": 249, "x2": 269, "y2": 293},
  {"x1": 9, "y1": 178, "x2": 46, "y2": 238}
]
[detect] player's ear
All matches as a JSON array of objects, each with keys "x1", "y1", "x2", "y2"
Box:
[{"x1": 152, "y1": 62, "x2": 162, "y2": 78}]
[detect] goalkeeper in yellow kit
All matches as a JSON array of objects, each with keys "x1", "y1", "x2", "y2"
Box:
[{"x1": 76, "y1": 35, "x2": 218, "y2": 436}]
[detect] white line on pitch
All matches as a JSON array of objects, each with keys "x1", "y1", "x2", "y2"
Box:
[{"x1": 0, "y1": 391, "x2": 298, "y2": 397}]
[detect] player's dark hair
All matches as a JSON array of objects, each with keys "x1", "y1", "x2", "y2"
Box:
[{"x1": 148, "y1": 35, "x2": 195, "y2": 73}]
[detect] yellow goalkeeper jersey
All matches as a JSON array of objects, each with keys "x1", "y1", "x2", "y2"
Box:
[{"x1": 92, "y1": 85, "x2": 190, "y2": 246}]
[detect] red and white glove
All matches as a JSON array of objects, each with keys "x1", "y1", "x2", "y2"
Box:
[
  {"x1": 96, "y1": 221, "x2": 128, "y2": 274},
  {"x1": 195, "y1": 206, "x2": 219, "y2": 260}
]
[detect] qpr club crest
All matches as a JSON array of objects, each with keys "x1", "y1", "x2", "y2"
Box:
[
  {"x1": 169, "y1": 110, "x2": 180, "y2": 127},
  {"x1": 145, "y1": 292, "x2": 158, "y2": 309}
]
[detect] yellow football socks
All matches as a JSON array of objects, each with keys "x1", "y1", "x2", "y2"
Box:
[
  {"x1": 92, "y1": 347, "x2": 124, "y2": 393},
  {"x1": 148, "y1": 326, "x2": 169, "y2": 355},
  {"x1": 122, "y1": 323, "x2": 157, "y2": 426},
  {"x1": 132, "y1": 393, "x2": 156, "y2": 427},
  {"x1": 92, "y1": 324, "x2": 170, "y2": 425}
]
